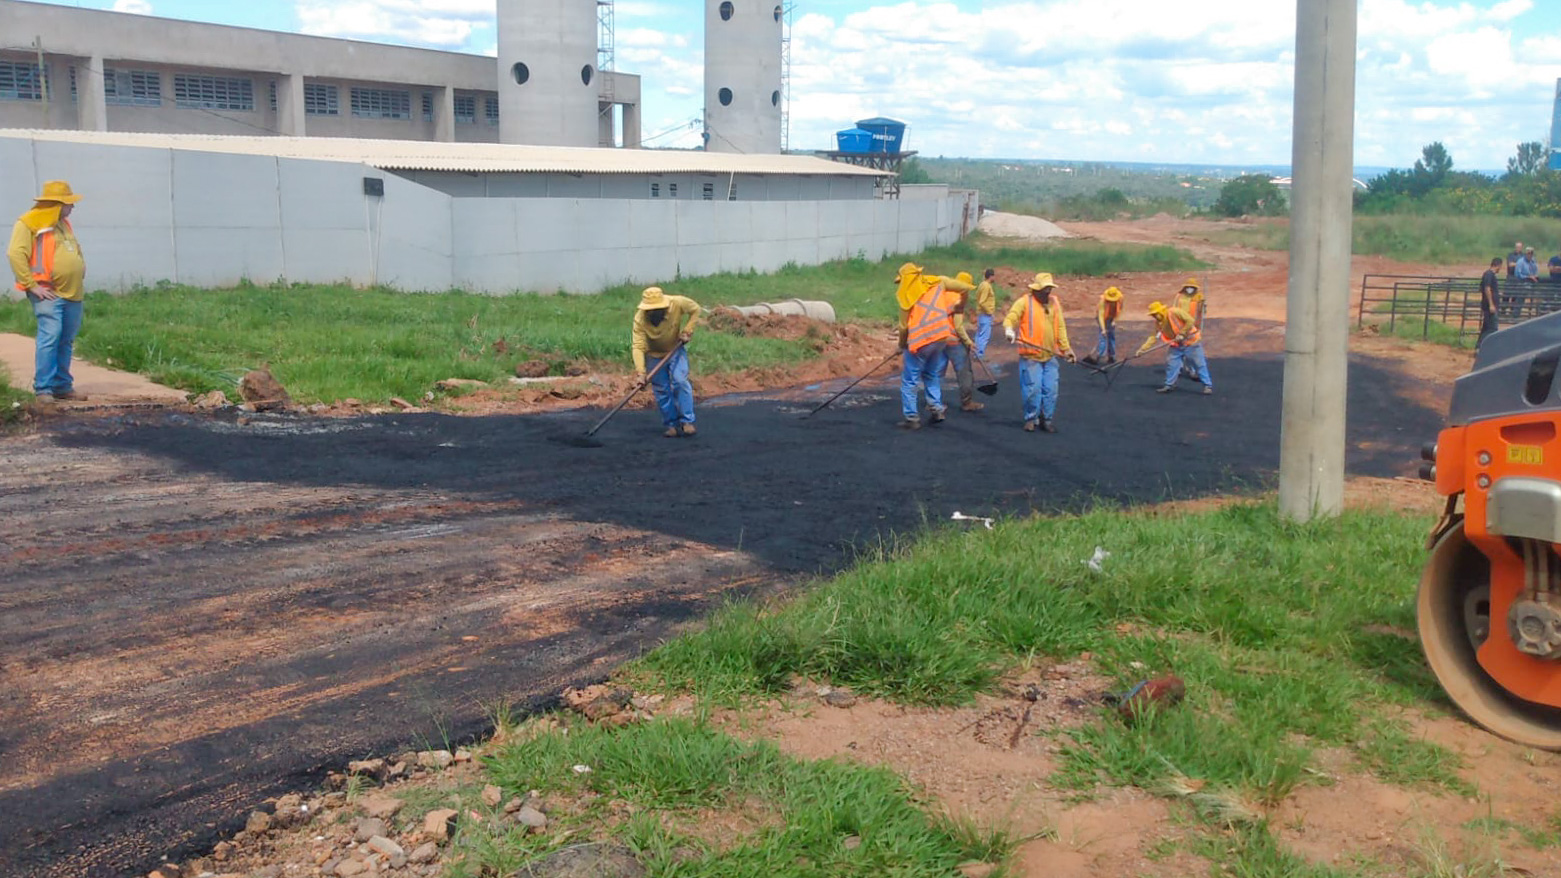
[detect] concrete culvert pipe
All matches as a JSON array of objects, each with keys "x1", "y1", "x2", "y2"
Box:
[{"x1": 730, "y1": 299, "x2": 836, "y2": 323}]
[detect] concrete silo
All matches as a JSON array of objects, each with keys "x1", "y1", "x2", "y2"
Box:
[
  {"x1": 703, "y1": 0, "x2": 784, "y2": 154},
  {"x1": 497, "y1": 0, "x2": 600, "y2": 147},
  {"x1": 1550, "y1": 77, "x2": 1560, "y2": 171}
]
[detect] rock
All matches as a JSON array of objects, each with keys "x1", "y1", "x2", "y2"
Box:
[
  {"x1": 343, "y1": 398, "x2": 361, "y2": 407},
  {"x1": 192, "y1": 390, "x2": 229, "y2": 410},
  {"x1": 251, "y1": 867, "x2": 285, "y2": 878},
  {"x1": 360, "y1": 794, "x2": 405, "y2": 819},
  {"x1": 822, "y1": 690, "x2": 857, "y2": 708},
  {"x1": 387, "y1": 760, "x2": 408, "y2": 778},
  {"x1": 244, "y1": 810, "x2": 272, "y2": 835},
  {"x1": 347, "y1": 758, "x2": 386, "y2": 778},
  {"x1": 424, "y1": 808, "x2": 458, "y2": 843},
  {"x1": 514, "y1": 842, "x2": 646, "y2": 878},
  {"x1": 334, "y1": 859, "x2": 366, "y2": 877},
  {"x1": 958, "y1": 863, "x2": 998, "y2": 878},
  {"x1": 417, "y1": 749, "x2": 454, "y2": 770},
  {"x1": 842, "y1": 835, "x2": 862, "y2": 851},
  {"x1": 564, "y1": 362, "x2": 589, "y2": 377},
  {"x1": 563, "y1": 685, "x2": 634, "y2": 721},
  {"x1": 453, "y1": 749, "x2": 473, "y2": 763},
  {"x1": 481, "y1": 785, "x2": 503, "y2": 808},
  {"x1": 147, "y1": 865, "x2": 182, "y2": 878},
  {"x1": 435, "y1": 378, "x2": 488, "y2": 391},
  {"x1": 238, "y1": 368, "x2": 291, "y2": 411},
  {"x1": 367, "y1": 835, "x2": 405, "y2": 859},
  {"x1": 504, "y1": 797, "x2": 525, "y2": 814},
  {"x1": 212, "y1": 841, "x2": 234, "y2": 861},
  {"x1": 409, "y1": 842, "x2": 439, "y2": 865},
  {"x1": 549, "y1": 386, "x2": 584, "y2": 401},
  {"x1": 389, "y1": 397, "x2": 415, "y2": 410},
  {"x1": 354, "y1": 817, "x2": 386, "y2": 843},
  {"x1": 515, "y1": 360, "x2": 550, "y2": 379},
  {"x1": 515, "y1": 805, "x2": 548, "y2": 830}
]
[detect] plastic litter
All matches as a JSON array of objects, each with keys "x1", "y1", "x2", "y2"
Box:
[
  {"x1": 571, "y1": 764, "x2": 592, "y2": 775},
  {"x1": 1114, "y1": 675, "x2": 1186, "y2": 722},
  {"x1": 1085, "y1": 546, "x2": 1110, "y2": 573},
  {"x1": 951, "y1": 511, "x2": 994, "y2": 530}
]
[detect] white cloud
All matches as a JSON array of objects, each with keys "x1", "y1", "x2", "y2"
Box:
[
  {"x1": 294, "y1": 0, "x2": 492, "y2": 48},
  {"x1": 111, "y1": 0, "x2": 153, "y2": 13}
]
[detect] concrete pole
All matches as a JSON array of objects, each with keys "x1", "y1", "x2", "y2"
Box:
[
  {"x1": 435, "y1": 86, "x2": 456, "y2": 143},
  {"x1": 275, "y1": 74, "x2": 306, "y2": 137},
  {"x1": 77, "y1": 55, "x2": 107, "y2": 132},
  {"x1": 1279, "y1": 0, "x2": 1357, "y2": 522}
]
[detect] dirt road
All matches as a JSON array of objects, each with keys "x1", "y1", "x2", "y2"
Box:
[{"x1": 0, "y1": 315, "x2": 1448, "y2": 877}]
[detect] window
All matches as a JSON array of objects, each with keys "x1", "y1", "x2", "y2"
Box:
[
  {"x1": 669, "y1": 183, "x2": 678, "y2": 198},
  {"x1": 105, "y1": 68, "x2": 161, "y2": 107},
  {"x1": 269, "y1": 80, "x2": 277, "y2": 110},
  {"x1": 68, "y1": 66, "x2": 76, "y2": 101},
  {"x1": 351, "y1": 87, "x2": 410, "y2": 119},
  {"x1": 511, "y1": 62, "x2": 530, "y2": 85},
  {"x1": 720, "y1": 1, "x2": 734, "y2": 20},
  {"x1": 774, "y1": 4, "x2": 782, "y2": 21},
  {"x1": 484, "y1": 96, "x2": 499, "y2": 126},
  {"x1": 729, "y1": 184, "x2": 738, "y2": 201},
  {"x1": 702, "y1": 183, "x2": 715, "y2": 201},
  {"x1": 174, "y1": 74, "x2": 253, "y2": 111},
  {"x1": 718, "y1": 87, "x2": 733, "y2": 106},
  {"x1": 771, "y1": 89, "x2": 780, "y2": 107},
  {"x1": 304, "y1": 83, "x2": 337, "y2": 116},
  {"x1": 454, "y1": 94, "x2": 476, "y2": 124},
  {"x1": 650, "y1": 183, "x2": 660, "y2": 198},
  {"x1": 422, "y1": 92, "x2": 433, "y2": 122},
  {"x1": 581, "y1": 64, "x2": 593, "y2": 86},
  {"x1": 0, "y1": 61, "x2": 46, "y2": 101}
]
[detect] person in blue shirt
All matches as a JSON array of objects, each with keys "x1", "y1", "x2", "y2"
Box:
[
  {"x1": 1548, "y1": 251, "x2": 1561, "y2": 283},
  {"x1": 1513, "y1": 247, "x2": 1540, "y2": 317}
]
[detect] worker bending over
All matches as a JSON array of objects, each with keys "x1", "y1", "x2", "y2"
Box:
[
  {"x1": 1137, "y1": 301, "x2": 1212, "y2": 395},
  {"x1": 1083, "y1": 286, "x2": 1123, "y2": 365},
  {"x1": 972, "y1": 268, "x2": 998, "y2": 360},
  {"x1": 946, "y1": 276, "x2": 983, "y2": 412},
  {"x1": 632, "y1": 286, "x2": 700, "y2": 437},
  {"x1": 895, "y1": 262, "x2": 975, "y2": 430},
  {"x1": 1003, "y1": 272, "x2": 1074, "y2": 433}
]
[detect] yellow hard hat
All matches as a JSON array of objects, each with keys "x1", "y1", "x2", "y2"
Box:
[
  {"x1": 638, "y1": 286, "x2": 670, "y2": 310},
  {"x1": 955, "y1": 271, "x2": 974, "y2": 285},
  {"x1": 1103, "y1": 286, "x2": 1123, "y2": 301},
  {"x1": 896, "y1": 262, "x2": 922, "y2": 281},
  {"x1": 1027, "y1": 272, "x2": 1056, "y2": 291},
  {"x1": 1148, "y1": 301, "x2": 1168, "y2": 315},
  {"x1": 35, "y1": 180, "x2": 81, "y2": 204}
]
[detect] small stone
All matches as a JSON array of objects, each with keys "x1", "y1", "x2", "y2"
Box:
[
  {"x1": 515, "y1": 360, "x2": 550, "y2": 379},
  {"x1": 367, "y1": 835, "x2": 404, "y2": 859},
  {"x1": 503, "y1": 797, "x2": 524, "y2": 814},
  {"x1": 244, "y1": 810, "x2": 272, "y2": 835},
  {"x1": 343, "y1": 398, "x2": 361, "y2": 407},
  {"x1": 424, "y1": 808, "x2": 458, "y2": 843},
  {"x1": 251, "y1": 867, "x2": 285, "y2": 878},
  {"x1": 842, "y1": 835, "x2": 862, "y2": 851},
  {"x1": 360, "y1": 794, "x2": 405, "y2": 819},
  {"x1": 408, "y1": 842, "x2": 439, "y2": 865},
  {"x1": 453, "y1": 749, "x2": 472, "y2": 763},
  {"x1": 389, "y1": 397, "x2": 415, "y2": 410},
  {"x1": 213, "y1": 841, "x2": 234, "y2": 861},
  {"x1": 147, "y1": 866, "x2": 182, "y2": 878},
  {"x1": 334, "y1": 860, "x2": 366, "y2": 877},
  {"x1": 822, "y1": 690, "x2": 857, "y2": 708},
  {"x1": 347, "y1": 759, "x2": 385, "y2": 777},
  {"x1": 192, "y1": 390, "x2": 229, "y2": 410},
  {"x1": 515, "y1": 805, "x2": 548, "y2": 830},
  {"x1": 435, "y1": 378, "x2": 488, "y2": 391},
  {"x1": 354, "y1": 817, "x2": 386, "y2": 843},
  {"x1": 386, "y1": 761, "x2": 407, "y2": 778},
  {"x1": 417, "y1": 750, "x2": 454, "y2": 770},
  {"x1": 517, "y1": 843, "x2": 645, "y2": 878},
  {"x1": 481, "y1": 785, "x2": 503, "y2": 808},
  {"x1": 958, "y1": 863, "x2": 998, "y2": 878}
]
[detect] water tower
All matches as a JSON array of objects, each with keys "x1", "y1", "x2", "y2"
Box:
[
  {"x1": 497, "y1": 0, "x2": 600, "y2": 147},
  {"x1": 703, "y1": 0, "x2": 783, "y2": 154}
]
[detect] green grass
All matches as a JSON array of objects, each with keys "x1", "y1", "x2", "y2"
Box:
[
  {"x1": 634, "y1": 503, "x2": 1465, "y2": 808},
  {"x1": 0, "y1": 361, "x2": 32, "y2": 425},
  {"x1": 1363, "y1": 293, "x2": 1476, "y2": 349},
  {"x1": 1202, "y1": 214, "x2": 1561, "y2": 264},
  {"x1": 0, "y1": 240, "x2": 1203, "y2": 404},
  {"x1": 447, "y1": 717, "x2": 1010, "y2": 877}
]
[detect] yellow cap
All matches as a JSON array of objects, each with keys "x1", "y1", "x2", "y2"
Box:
[
  {"x1": 1027, "y1": 272, "x2": 1056, "y2": 291},
  {"x1": 955, "y1": 271, "x2": 973, "y2": 285},
  {"x1": 36, "y1": 180, "x2": 81, "y2": 204},
  {"x1": 1103, "y1": 286, "x2": 1123, "y2": 301},
  {"x1": 638, "y1": 286, "x2": 670, "y2": 310},
  {"x1": 1148, "y1": 301, "x2": 1167, "y2": 315}
]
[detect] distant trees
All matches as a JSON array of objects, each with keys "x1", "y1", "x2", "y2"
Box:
[
  {"x1": 899, "y1": 157, "x2": 932, "y2": 184},
  {"x1": 1357, "y1": 141, "x2": 1560, "y2": 217},
  {"x1": 1213, "y1": 174, "x2": 1286, "y2": 217},
  {"x1": 1506, "y1": 141, "x2": 1547, "y2": 178}
]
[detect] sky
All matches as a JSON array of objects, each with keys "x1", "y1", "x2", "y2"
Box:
[{"x1": 31, "y1": 0, "x2": 1561, "y2": 170}]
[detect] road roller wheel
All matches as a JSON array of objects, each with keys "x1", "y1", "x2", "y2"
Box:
[{"x1": 1418, "y1": 522, "x2": 1561, "y2": 749}]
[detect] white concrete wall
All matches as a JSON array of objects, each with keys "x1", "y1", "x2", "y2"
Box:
[{"x1": 1, "y1": 136, "x2": 972, "y2": 295}]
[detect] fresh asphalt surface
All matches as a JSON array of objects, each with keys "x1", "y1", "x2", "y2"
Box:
[{"x1": 0, "y1": 338, "x2": 1445, "y2": 876}]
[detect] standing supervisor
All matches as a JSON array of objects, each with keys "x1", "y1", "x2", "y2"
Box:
[
  {"x1": 1003, "y1": 272, "x2": 1073, "y2": 433},
  {"x1": 1478, "y1": 257, "x2": 1501, "y2": 348},
  {"x1": 8, "y1": 180, "x2": 87, "y2": 403}
]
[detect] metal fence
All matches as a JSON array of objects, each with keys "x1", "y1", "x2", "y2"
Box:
[{"x1": 1356, "y1": 273, "x2": 1561, "y2": 344}]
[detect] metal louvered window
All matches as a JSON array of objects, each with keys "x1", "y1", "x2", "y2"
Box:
[
  {"x1": 304, "y1": 83, "x2": 338, "y2": 116},
  {"x1": 454, "y1": 94, "x2": 476, "y2": 124},
  {"x1": 484, "y1": 96, "x2": 499, "y2": 126},
  {"x1": 174, "y1": 74, "x2": 253, "y2": 111},
  {"x1": 105, "y1": 68, "x2": 161, "y2": 107},
  {"x1": 351, "y1": 87, "x2": 410, "y2": 120},
  {"x1": 0, "y1": 61, "x2": 46, "y2": 101}
]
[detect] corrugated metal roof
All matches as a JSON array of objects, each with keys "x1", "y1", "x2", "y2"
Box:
[{"x1": 0, "y1": 129, "x2": 889, "y2": 177}]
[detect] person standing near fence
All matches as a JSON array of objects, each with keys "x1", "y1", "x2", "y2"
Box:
[
  {"x1": 1479, "y1": 257, "x2": 1501, "y2": 348},
  {"x1": 8, "y1": 180, "x2": 87, "y2": 404},
  {"x1": 1548, "y1": 249, "x2": 1561, "y2": 283}
]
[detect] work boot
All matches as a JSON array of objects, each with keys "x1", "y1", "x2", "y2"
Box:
[
  {"x1": 928, "y1": 407, "x2": 947, "y2": 425},
  {"x1": 33, "y1": 392, "x2": 55, "y2": 404},
  {"x1": 680, "y1": 423, "x2": 698, "y2": 436},
  {"x1": 1156, "y1": 385, "x2": 1173, "y2": 394},
  {"x1": 53, "y1": 389, "x2": 88, "y2": 402},
  {"x1": 663, "y1": 427, "x2": 680, "y2": 438},
  {"x1": 961, "y1": 400, "x2": 985, "y2": 412},
  {"x1": 1202, "y1": 386, "x2": 1214, "y2": 396},
  {"x1": 1042, "y1": 419, "x2": 1057, "y2": 433},
  {"x1": 1023, "y1": 419, "x2": 1037, "y2": 432},
  {"x1": 898, "y1": 417, "x2": 922, "y2": 431}
]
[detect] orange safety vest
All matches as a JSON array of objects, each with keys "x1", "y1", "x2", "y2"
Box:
[
  {"x1": 1174, "y1": 292, "x2": 1205, "y2": 328},
  {"x1": 1157, "y1": 310, "x2": 1201, "y2": 347},
  {"x1": 906, "y1": 284, "x2": 959, "y2": 354},
  {"x1": 16, "y1": 221, "x2": 68, "y2": 292},
  {"x1": 1099, "y1": 298, "x2": 1121, "y2": 324},
  {"x1": 1016, "y1": 296, "x2": 1065, "y2": 359}
]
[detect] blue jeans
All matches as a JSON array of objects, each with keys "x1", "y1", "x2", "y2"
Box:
[
  {"x1": 1165, "y1": 343, "x2": 1211, "y2": 389},
  {"x1": 646, "y1": 348, "x2": 695, "y2": 427},
  {"x1": 1019, "y1": 358, "x2": 1059, "y2": 423},
  {"x1": 1092, "y1": 323, "x2": 1117, "y2": 360},
  {"x1": 30, "y1": 294, "x2": 83, "y2": 395},
  {"x1": 974, "y1": 314, "x2": 993, "y2": 359},
  {"x1": 901, "y1": 345, "x2": 947, "y2": 420}
]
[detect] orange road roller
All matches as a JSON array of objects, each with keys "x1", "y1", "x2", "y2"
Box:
[{"x1": 1420, "y1": 313, "x2": 1561, "y2": 748}]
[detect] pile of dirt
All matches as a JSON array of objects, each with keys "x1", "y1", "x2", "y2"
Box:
[{"x1": 978, "y1": 210, "x2": 1073, "y2": 241}]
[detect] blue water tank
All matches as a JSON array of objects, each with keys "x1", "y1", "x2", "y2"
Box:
[
  {"x1": 835, "y1": 128, "x2": 873, "y2": 153},
  {"x1": 855, "y1": 117, "x2": 908, "y2": 153}
]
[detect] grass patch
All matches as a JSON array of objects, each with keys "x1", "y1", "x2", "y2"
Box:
[
  {"x1": 634, "y1": 503, "x2": 1465, "y2": 806},
  {"x1": 0, "y1": 360, "x2": 33, "y2": 425},
  {"x1": 0, "y1": 240, "x2": 1202, "y2": 404},
  {"x1": 449, "y1": 717, "x2": 1010, "y2": 877},
  {"x1": 1200, "y1": 214, "x2": 1561, "y2": 264}
]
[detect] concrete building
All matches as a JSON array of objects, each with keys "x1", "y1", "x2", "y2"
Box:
[
  {"x1": 704, "y1": 0, "x2": 783, "y2": 154},
  {"x1": 0, "y1": 0, "x2": 642, "y2": 147},
  {"x1": 496, "y1": 0, "x2": 603, "y2": 148}
]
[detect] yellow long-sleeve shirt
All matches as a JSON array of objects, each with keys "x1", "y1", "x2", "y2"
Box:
[
  {"x1": 1097, "y1": 296, "x2": 1122, "y2": 333},
  {"x1": 631, "y1": 295, "x2": 700, "y2": 373},
  {"x1": 1136, "y1": 305, "x2": 1196, "y2": 355},
  {"x1": 8, "y1": 219, "x2": 85, "y2": 301},
  {"x1": 950, "y1": 312, "x2": 974, "y2": 347},
  {"x1": 973, "y1": 280, "x2": 996, "y2": 316},
  {"x1": 1003, "y1": 295, "x2": 1070, "y2": 361},
  {"x1": 1174, "y1": 290, "x2": 1205, "y2": 329}
]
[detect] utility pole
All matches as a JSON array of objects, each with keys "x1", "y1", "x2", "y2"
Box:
[
  {"x1": 35, "y1": 36, "x2": 49, "y2": 128},
  {"x1": 1279, "y1": 0, "x2": 1357, "y2": 523}
]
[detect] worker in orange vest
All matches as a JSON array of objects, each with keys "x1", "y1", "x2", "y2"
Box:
[
  {"x1": 1137, "y1": 301, "x2": 1213, "y2": 395},
  {"x1": 1172, "y1": 277, "x2": 1206, "y2": 382},
  {"x1": 1082, "y1": 286, "x2": 1124, "y2": 365},
  {"x1": 7, "y1": 180, "x2": 87, "y2": 404},
  {"x1": 895, "y1": 262, "x2": 974, "y2": 429},
  {"x1": 945, "y1": 272, "x2": 984, "y2": 412},
  {"x1": 1003, "y1": 272, "x2": 1074, "y2": 433}
]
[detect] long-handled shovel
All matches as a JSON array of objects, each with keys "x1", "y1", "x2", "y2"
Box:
[
  {"x1": 1103, "y1": 342, "x2": 1167, "y2": 392},
  {"x1": 970, "y1": 347, "x2": 1000, "y2": 396},
  {"x1": 553, "y1": 342, "x2": 684, "y2": 448},
  {"x1": 803, "y1": 349, "x2": 902, "y2": 419}
]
